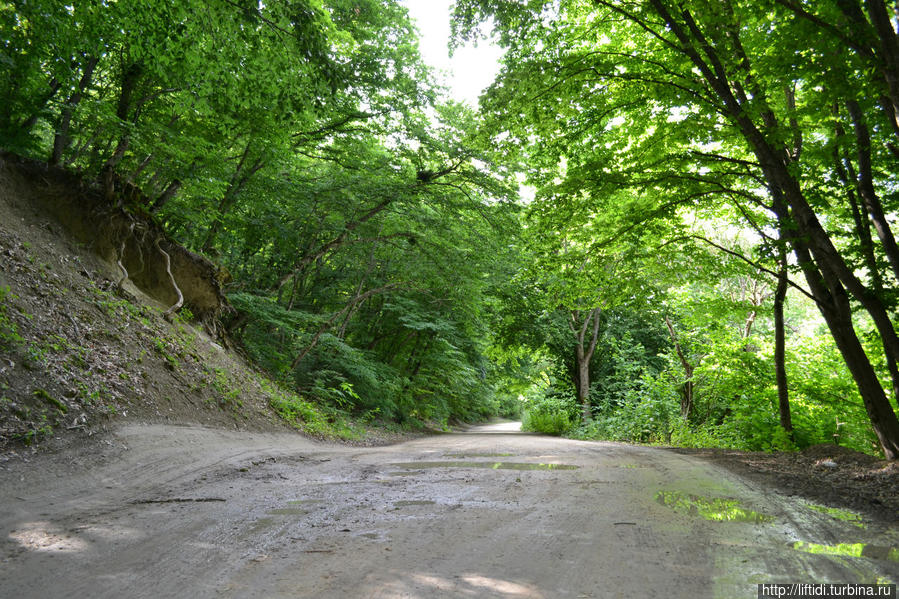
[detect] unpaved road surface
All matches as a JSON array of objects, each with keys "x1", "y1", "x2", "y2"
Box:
[{"x1": 1, "y1": 422, "x2": 896, "y2": 598}]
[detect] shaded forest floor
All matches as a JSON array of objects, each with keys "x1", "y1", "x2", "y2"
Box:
[{"x1": 671, "y1": 445, "x2": 899, "y2": 524}]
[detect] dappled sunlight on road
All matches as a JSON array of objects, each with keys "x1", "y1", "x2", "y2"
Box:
[
  {"x1": 8, "y1": 519, "x2": 147, "y2": 556},
  {"x1": 460, "y1": 574, "x2": 544, "y2": 597},
  {"x1": 360, "y1": 570, "x2": 546, "y2": 598},
  {"x1": 9, "y1": 521, "x2": 88, "y2": 553}
]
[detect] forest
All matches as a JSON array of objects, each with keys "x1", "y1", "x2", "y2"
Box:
[{"x1": 2, "y1": 0, "x2": 899, "y2": 460}]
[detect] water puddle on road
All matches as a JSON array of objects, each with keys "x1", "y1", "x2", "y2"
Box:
[
  {"x1": 390, "y1": 461, "x2": 578, "y2": 471},
  {"x1": 655, "y1": 491, "x2": 774, "y2": 523},
  {"x1": 444, "y1": 452, "x2": 514, "y2": 458},
  {"x1": 806, "y1": 504, "x2": 866, "y2": 528},
  {"x1": 791, "y1": 541, "x2": 899, "y2": 563}
]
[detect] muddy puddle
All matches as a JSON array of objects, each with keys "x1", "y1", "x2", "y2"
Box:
[
  {"x1": 791, "y1": 541, "x2": 899, "y2": 563},
  {"x1": 806, "y1": 504, "x2": 866, "y2": 528},
  {"x1": 655, "y1": 491, "x2": 774, "y2": 523},
  {"x1": 389, "y1": 461, "x2": 578, "y2": 471},
  {"x1": 443, "y1": 452, "x2": 514, "y2": 458}
]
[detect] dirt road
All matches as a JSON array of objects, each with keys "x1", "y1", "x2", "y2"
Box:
[{"x1": 1, "y1": 422, "x2": 896, "y2": 598}]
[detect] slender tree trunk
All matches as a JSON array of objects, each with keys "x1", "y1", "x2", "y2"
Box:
[
  {"x1": 570, "y1": 308, "x2": 602, "y2": 424},
  {"x1": 800, "y1": 256, "x2": 899, "y2": 459},
  {"x1": 834, "y1": 112, "x2": 883, "y2": 292},
  {"x1": 742, "y1": 311, "x2": 757, "y2": 340},
  {"x1": 773, "y1": 252, "x2": 792, "y2": 436},
  {"x1": 845, "y1": 99, "x2": 899, "y2": 285},
  {"x1": 863, "y1": 0, "x2": 899, "y2": 140},
  {"x1": 664, "y1": 315, "x2": 695, "y2": 420},
  {"x1": 151, "y1": 179, "x2": 182, "y2": 212},
  {"x1": 201, "y1": 141, "x2": 264, "y2": 252},
  {"x1": 19, "y1": 77, "x2": 61, "y2": 134},
  {"x1": 290, "y1": 283, "x2": 400, "y2": 369},
  {"x1": 102, "y1": 61, "x2": 143, "y2": 200},
  {"x1": 272, "y1": 197, "x2": 395, "y2": 292},
  {"x1": 50, "y1": 57, "x2": 98, "y2": 165}
]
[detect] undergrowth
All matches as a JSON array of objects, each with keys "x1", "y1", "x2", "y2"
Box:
[{"x1": 257, "y1": 377, "x2": 363, "y2": 441}]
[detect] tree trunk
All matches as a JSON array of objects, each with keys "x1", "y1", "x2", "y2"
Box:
[
  {"x1": 845, "y1": 99, "x2": 899, "y2": 285},
  {"x1": 773, "y1": 252, "x2": 792, "y2": 436},
  {"x1": 577, "y1": 348, "x2": 591, "y2": 423},
  {"x1": 19, "y1": 77, "x2": 61, "y2": 134},
  {"x1": 50, "y1": 57, "x2": 98, "y2": 166},
  {"x1": 570, "y1": 308, "x2": 602, "y2": 424},
  {"x1": 150, "y1": 179, "x2": 183, "y2": 212},
  {"x1": 201, "y1": 141, "x2": 264, "y2": 252},
  {"x1": 101, "y1": 61, "x2": 143, "y2": 200},
  {"x1": 664, "y1": 315, "x2": 694, "y2": 420},
  {"x1": 833, "y1": 113, "x2": 883, "y2": 292},
  {"x1": 791, "y1": 237, "x2": 899, "y2": 458},
  {"x1": 290, "y1": 282, "x2": 400, "y2": 369}
]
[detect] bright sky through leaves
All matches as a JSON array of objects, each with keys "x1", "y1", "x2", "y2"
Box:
[{"x1": 401, "y1": 0, "x2": 504, "y2": 106}]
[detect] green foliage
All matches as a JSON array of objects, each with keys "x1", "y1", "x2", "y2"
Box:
[
  {"x1": 0, "y1": 286, "x2": 24, "y2": 348},
  {"x1": 259, "y1": 377, "x2": 362, "y2": 441},
  {"x1": 0, "y1": 0, "x2": 525, "y2": 432},
  {"x1": 573, "y1": 372, "x2": 680, "y2": 445},
  {"x1": 521, "y1": 391, "x2": 577, "y2": 436},
  {"x1": 210, "y1": 368, "x2": 242, "y2": 409},
  {"x1": 7, "y1": 0, "x2": 897, "y2": 454}
]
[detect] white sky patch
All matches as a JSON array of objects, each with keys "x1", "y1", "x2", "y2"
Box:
[
  {"x1": 401, "y1": 0, "x2": 505, "y2": 107},
  {"x1": 667, "y1": 105, "x2": 691, "y2": 123}
]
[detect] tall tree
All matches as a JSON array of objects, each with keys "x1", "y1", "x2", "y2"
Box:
[{"x1": 454, "y1": 0, "x2": 899, "y2": 458}]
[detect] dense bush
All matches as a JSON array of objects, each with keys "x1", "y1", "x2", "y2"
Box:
[{"x1": 521, "y1": 390, "x2": 578, "y2": 435}]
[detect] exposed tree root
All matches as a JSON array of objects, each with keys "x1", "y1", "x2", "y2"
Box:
[
  {"x1": 115, "y1": 221, "x2": 135, "y2": 289},
  {"x1": 156, "y1": 237, "x2": 184, "y2": 317}
]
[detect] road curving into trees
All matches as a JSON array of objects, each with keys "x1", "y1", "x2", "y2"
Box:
[{"x1": 1, "y1": 423, "x2": 896, "y2": 598}]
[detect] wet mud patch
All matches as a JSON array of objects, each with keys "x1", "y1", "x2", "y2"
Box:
[
  {"x1": 806, "y1": 503, "x2": 866, "y2": 528},
  {"x1": 655, "y1": 491, "x2": 774, "y2": 523},
  {"x1": 669, "y1": 445, "x2": 899, "y2": 523},
  {"x1": 443, "y1": 452, "x2": 514, "y2": 458},
  {"x1": 791, "y1": 541, "x2": 899, "y2": 563},
  {"x1": 389, "y1": 461, "x2": 578, "y2": 471}
]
